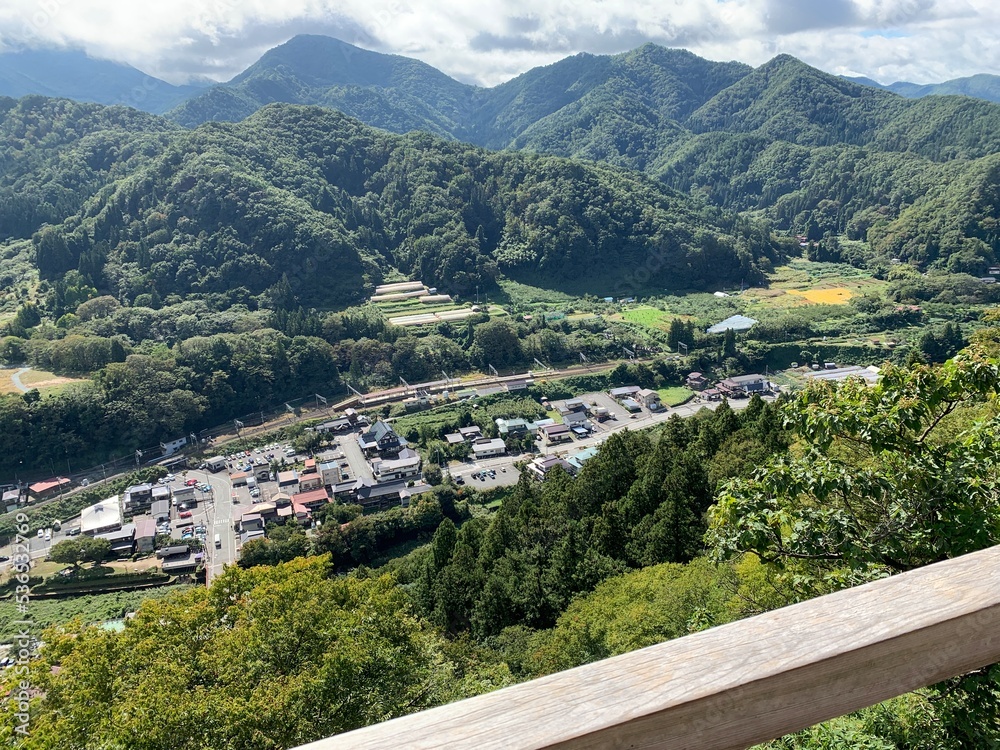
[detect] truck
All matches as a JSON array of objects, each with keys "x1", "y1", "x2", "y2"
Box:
[{"x1": 205, "y1": 456, "x2": 227, "y2": 472}]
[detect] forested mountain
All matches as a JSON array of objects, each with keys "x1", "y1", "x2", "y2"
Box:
[
  {"x1": 17, "y1": 100, "x2": 778, "y2": 309},
  {"x1": 0, "y1": 48, "x2": 207, "y2": 114},
  {"x1": 847, "y1": 72, "x2": 1000, "y2": 103},
  {"x1": 165, "y1": 37, "x2": 1000, "y2": 274}
]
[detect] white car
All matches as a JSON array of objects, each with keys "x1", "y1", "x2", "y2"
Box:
[{"x1": 44, "y1": 530, "x2": 51, "y2": 541}]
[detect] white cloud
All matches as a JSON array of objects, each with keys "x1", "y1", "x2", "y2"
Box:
[{"x1": 0, "y1": 0, "x2": 999, "y2": 86}]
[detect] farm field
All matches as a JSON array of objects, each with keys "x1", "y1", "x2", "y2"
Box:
[
  {"x1": 617, "y1": 306, "x2": 672, "y2": 330},
  {"x1": 744, "y1": 259, "x2": 887, "y2": 311}
]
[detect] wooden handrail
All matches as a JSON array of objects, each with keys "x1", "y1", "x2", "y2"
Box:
[{"x1": 296, "y1": 545, "x2": 1000, "y2": 750}]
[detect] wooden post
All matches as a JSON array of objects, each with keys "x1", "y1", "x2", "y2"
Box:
[{"x1": 295, "y1": 545, "x2": 1000, "y2": 750}]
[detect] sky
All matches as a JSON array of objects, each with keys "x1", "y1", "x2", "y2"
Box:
[{"x1": 1, "y1": 0, "x2": 999, "y2": 87}]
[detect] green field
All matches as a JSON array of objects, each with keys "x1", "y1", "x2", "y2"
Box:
[
  {"x1": 657, "y1": 386, "x2": 696, "y2": 406},
  {"x1": 0, "y1": 585, "x2": 193, "y2": 641},
  {"x1": 618, "y1": 306, "x2": 672, "y2": 330}
]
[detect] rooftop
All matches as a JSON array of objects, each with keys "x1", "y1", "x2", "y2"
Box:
[{"x1": 707, "y1": 314, "x2": 758, "y2": 334}]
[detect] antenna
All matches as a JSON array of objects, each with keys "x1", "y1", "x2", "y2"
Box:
[
  {"x1": 488, "y1": 364, "x2": 499, "y2": 377},
  {"x1": 533, "y1": 357, "x2": 548, "y2": 371},
  {"x1": 623, "y1": 347, "x2": 636, "y2": 360},
  {"x1": 315, "y1": 394, "x2": 327, "y2": 406},
  {"x1": 441, "y1": 370, "x2": 452, "y2": 383},
  {"x1": 346, "y1": 383, "x2": 364, "y2": 398},
  {"x1": 399, "y1": 376, "x2": 410, "y2": 390}
]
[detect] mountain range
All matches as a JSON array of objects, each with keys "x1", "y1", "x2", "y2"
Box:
[
  {"x1": 2, "y1": 34, "x2": 1000, "y2": 312},
  {"x1": 0, "y1": 48, "x2": 209, "y2": 114}
]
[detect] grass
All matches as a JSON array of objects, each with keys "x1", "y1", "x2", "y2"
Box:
[
  {"x1": 657, "y1": 386, "x2": 696, "y2": 406},
  {"x1": 0, "y1": 367, "x2": 82, "y2": 395}
]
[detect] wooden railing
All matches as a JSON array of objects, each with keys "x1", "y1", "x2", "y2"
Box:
[{"x1": 296, "y1": 545, "x2": 1000, "y2": 750}]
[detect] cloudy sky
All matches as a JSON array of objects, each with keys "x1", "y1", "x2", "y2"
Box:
[{"x1": 1, "y1": 0, "x2": 998, "y2": 86}]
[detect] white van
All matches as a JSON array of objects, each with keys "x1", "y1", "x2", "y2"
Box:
[{"x1": 214, "y1": 534, "x2": 221, "y2": 549}]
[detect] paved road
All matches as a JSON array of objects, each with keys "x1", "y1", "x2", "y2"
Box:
[
  {"x1": 10, "y1": 367, "x2": 30, "y2": 394},
  {"x1": 448, "y1": 394, "x2": 772, "y2": 492}
]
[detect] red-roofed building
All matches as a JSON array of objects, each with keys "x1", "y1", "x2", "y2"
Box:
[
  {"x1": 292, "y1": 488, "x2": 329, "y2": 511},
  {"x1": 28, "y1": 477, "x2": 72, "y2": 501}
]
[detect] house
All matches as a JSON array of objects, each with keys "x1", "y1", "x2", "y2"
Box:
[
  {"x1": 567, "y1": 446, "x2": 599, "y2": 473},
  {"x1": 718, "y1": 374, "x2": 768, "y2": 396},
  {"x1": 706, "y1": 314, "x2": 758, "y2": 335},
  {"x1": 372, "y1": 450, "x2": 422, "y2": 483},
  {"x1": 134, "y1": 517, "x2": 157, "y2": 554},
  {"x1": 359, "y1": 421, "x2": 403, "y2": 456},
  {"x1": 298, "y1": 470, "x2": 323, "y2": 491},
  {"x1": 240, "y1": 513, "x2": 265, "y2": 534},
  {"x1": 496, "y1": 418, "x2": 529, "y2": 435},
  {"x1": 292, "y1": 488, "x2": 330, "y2": 511},
  {"x1": 81, "y1": 497, "x2": 123, "y2": 536},
  {"x1": 276, "y1": 470, "x2": 299, "y2": 491},
  {"x1": 254, "y1": 465, "x2": 271, "y2": 483},
  {"x1": 123, "y1": 483, "x2": 153, "y2": 511},
  {"x1": 251, "y1": 502, "x2": 279, "y2": 523},
  {"x1": 540, "y1": 423, "x2": 573, "y2": 444},
  {"x1": 95, "y1": 524, "x2": 136, "y2": 557},
  {"x1": 637, "y1": 388, "x2": 662, "y2": 410},
  {"x1": 171, "y1": 484, "x2": 195, "y2": 504},
  {"x1": 231, "y1": 471, "x2": 248, "y2": 487},
  {"x1": 150, "y1": 499, "x2": 171, "y2": 523},
  {"x1": 592, "y1": 406, "x2": 611, "y2": 421},
  {"x1": 444, "y1": 432, "x2": 466, "y2": 445},
  {"x1": 609, "y1": 386, "x2": 641, "y2": 400},
  {"x1": 28, "y1": 477, "x2": 72, "y2": 502},
  {"x1": 355, "y1": 479, "x2": 432, "y2": 512},
  {"x1": 459, "y1": 425, "x2": 483, "y2": 441},
  {"x1": 314, "y1": 416, "x2": 353, "y2": 433},
  {"x1": 686, "y1": 372, "x2": 709, "y2": 391},
  {"x1": 527, "y1": 455, "x2": 575, "y2": 481},
  {"x1": 563, "y1": 399, "x2": 587, "y2": 413},
  {"x1": 319, "y1": 461, "x2": 340, "y2": 486},
  {"x1": 472, "y1": 438, "x2": 507, "y2": 459},
  {"x1": 561, "y1": 410, "x2": 589, "y2": 427}
]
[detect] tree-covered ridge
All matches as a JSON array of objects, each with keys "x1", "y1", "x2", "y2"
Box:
[
  {"x1": 160, "y1": 37, "x2": 1000, "y2": 275},
  {"x1": 0, "y1": 96, "x2": 179, "y2": 239},
  {"x1": 30, "y1": 102, "x2": 779, "y2": 310}
]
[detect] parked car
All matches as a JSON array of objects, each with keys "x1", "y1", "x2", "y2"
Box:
[
  {"x1": 198, "y1": 483, "x2": 211, "y2": 492},
  {"x1": 37, "y1": 529, "x2": 44, "y2": 538},
  {"x1": 67, "y1": 527, "x2": 81, "y2": 536},
  {"x1": 250, "y1": 487, "x2": 260, "y2": 498},
  {"x1": 185, "y1": 478, "x2": 199, "y2": 486},
  {"x1": 179, "y1": 510, "x2": 193, "y2": 519},
  {"x1": 455, "y1": 476, "x2": 465, "y2": 485}
]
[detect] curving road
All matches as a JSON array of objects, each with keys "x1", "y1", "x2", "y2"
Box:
[{"x1": 9, "y1": 366, "x2": 30, "y2": 393}]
